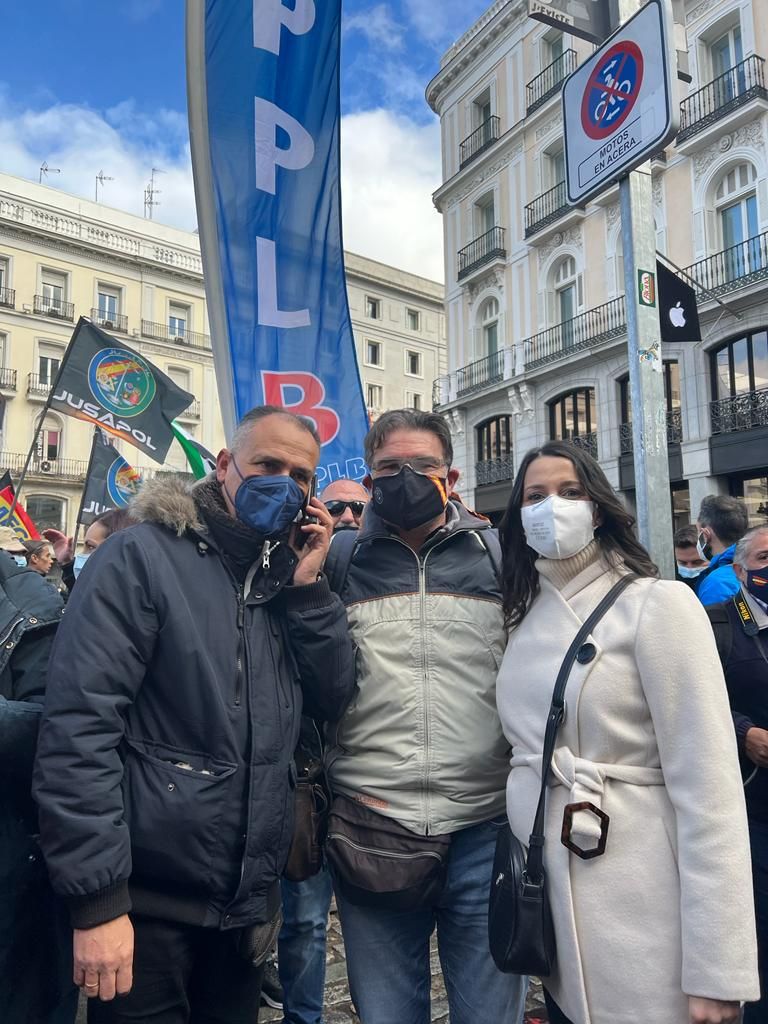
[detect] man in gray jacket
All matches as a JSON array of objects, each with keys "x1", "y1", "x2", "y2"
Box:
[{"x1": 324, "y1": 409, "x2": 525, "y2": 1024}]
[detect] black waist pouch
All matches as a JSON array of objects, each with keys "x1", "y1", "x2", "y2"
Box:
[{"x1": 325, "y1": 794, "x2": 450, "y2": 910}]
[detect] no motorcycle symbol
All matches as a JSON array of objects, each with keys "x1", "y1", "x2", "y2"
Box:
[{"x1": 581, "y1": 41, "x2": 644, "y2": 141}]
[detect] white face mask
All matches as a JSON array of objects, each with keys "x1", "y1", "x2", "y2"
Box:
[
  {"x1": 73, "y1": 553, "x2": 90, "y2": 579},
  {"x1": 12, "y1": 554, "x2": 27, "y2": 568},
  {"x1": 521, "y1": 495, "x2": 596, "y2": 560}
]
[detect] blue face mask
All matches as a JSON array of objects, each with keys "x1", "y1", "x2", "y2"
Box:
[
  {"x1": 746, "y1": 568, "x2": 768, "y2": 604},
  {"x1": 73, "y1": 553, "x2": 90, "y2": 579},
  {"x1": 12, "y1": 554, "x2": 27, "y2": 568},
  {"x1": 677, "y1": 564, "x2": 707, "y2": 580},
  {"x1": 227, "y1": 455, "x2": 305, "y2": 538}
]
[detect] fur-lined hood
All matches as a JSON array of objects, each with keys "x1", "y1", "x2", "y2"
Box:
[{"x1": 130, "y1": 473, "x2": 206, "y2": 538}]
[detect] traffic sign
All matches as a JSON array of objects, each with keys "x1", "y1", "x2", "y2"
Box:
[{"x1": 562, "y1": 0, "x2": 678, "y2": 205}]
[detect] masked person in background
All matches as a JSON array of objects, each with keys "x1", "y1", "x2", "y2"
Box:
[
  {"x1": 0, "y1": 527, "x2": 72, "y2": 1024},
  {"x1": 33, "y1": 406, "x2": 355, "y2": 1024},
  {"x1": 694, "y1": 495, "x2": 749, "y2": 606},
  {"x1": 44, "y1": 507, "x2": 137, "y2": 593},
  {"x1": 323, "y1": 410, "x2": 526, "y2": 1024},
  {"x1": 674, "y1": 524, "x2": 709, "y2": 587}
]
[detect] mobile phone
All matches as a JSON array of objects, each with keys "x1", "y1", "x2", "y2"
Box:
[{"x1": 293, "y1": 475, "x2": 318, "y2": 549}]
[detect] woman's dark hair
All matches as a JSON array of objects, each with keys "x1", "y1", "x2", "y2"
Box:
[
  {"x1": 499, "y1": 441, "x2": 658, "y2": 630},
  {"x1": 92, "y1": 507, "x2": 137, "y2": 538}
]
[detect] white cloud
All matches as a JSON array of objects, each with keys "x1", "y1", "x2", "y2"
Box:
[
  {"x1": 344, "y1": 3, "x2": 404, "y2": 50},
  {"x1": 0, "y1": 93, "x2": 445, "y2": 282}
]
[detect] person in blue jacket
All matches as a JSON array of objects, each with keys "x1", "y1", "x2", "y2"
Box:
[{"x1": 695, "y1": 494, "x2": 749, "y2": 606}]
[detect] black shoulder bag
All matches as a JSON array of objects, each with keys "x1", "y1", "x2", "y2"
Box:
[{"x1": 488, "y1": 573, "x2": 636, "y2": 976}]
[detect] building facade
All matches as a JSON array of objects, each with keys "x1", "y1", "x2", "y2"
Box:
[
  {"x1": 427, "y1": 0, "x2": 768, "y2": 530},
  {"x1": 0, "y1": 173, "x2": 445, "y2": 535}
]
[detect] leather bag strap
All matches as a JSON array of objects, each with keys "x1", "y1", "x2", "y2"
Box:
[{"x1": 525, "y1": 573, "x2": 637, "y2": 885}]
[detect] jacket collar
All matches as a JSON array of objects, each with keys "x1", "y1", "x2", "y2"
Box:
[{"x1": 710, "y1": 543, "x2": 736, "y2": 569}]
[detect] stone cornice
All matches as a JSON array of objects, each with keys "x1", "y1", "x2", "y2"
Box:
[{"x1": 0, "y1": 196, "x2": 204, "y2": 282}]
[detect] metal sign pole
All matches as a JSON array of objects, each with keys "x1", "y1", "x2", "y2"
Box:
[{"x1": 618, "y1": 0, "x2": 674, "y2": 579}]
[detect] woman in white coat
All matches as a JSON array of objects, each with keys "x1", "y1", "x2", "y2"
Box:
[{"x1": 496, "y1": 441, "x2": 759, "y2": 1024}]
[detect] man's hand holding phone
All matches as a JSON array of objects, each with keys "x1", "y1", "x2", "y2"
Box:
[{"x1": 291, "y1": 478, "x2": 333, "y2": 585}]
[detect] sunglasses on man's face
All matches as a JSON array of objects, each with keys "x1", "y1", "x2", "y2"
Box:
[{"x1": 323, "y1": 500, "x2": 367, "y2": 517}]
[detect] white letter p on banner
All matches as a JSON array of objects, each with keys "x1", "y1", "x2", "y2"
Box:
[
  {"x1": 253, "y1": 0, "x2": 316, "y2": 55},
  {"x1": 254, "y1": 99, "x2": 315, "y2": 195}
]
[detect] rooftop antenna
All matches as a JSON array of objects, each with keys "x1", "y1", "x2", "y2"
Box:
[
  {"x1": 144, "y1": 167, "x2": 163, "y2": 219},
  {"x1": 95, "y1": 170, "x2": 114, "y2": 202},
  {"x1": 39, "y1": 161, "x2": 61, "y2": 184}
]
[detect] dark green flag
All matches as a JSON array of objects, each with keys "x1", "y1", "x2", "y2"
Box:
[{"x1": 50, "y1": 318, "x2": 194, "y2": 463}]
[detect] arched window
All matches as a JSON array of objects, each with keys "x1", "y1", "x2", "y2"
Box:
[
  {"x1": 711, "y1": 330, "x2": 768, "y2": 399},
  {"x1": 25, "y1": 494, "x2": 65, "y2": 532},
  {"x1": 549, "y1": 387, "x2": 598, "y2": 458},
  {"x1": 715, "y1": 163, "x2": 760, "y2": 280},
  {"x1": 476, "y1": 415, "x2": 513, "y2": 484},
  {"x1": 478, "y1": 297, "x2": 500, "y2": 356}
]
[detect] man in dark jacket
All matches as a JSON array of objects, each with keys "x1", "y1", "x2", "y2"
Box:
[
  {"x1": 0, "y1": 527, "x2": 71, "y2": 1023},
  {"x1": 33, "y1": 407, "x2": 355, "y2": 1023},
  {"x1": 707, "y1": 523, "x2": 768, "y2": 1023}
]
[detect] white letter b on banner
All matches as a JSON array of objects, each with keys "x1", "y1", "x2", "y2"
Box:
[
  {"x1": 253, "y1": 0, "x2": 316, "y2": 55},
  {"x1": 255, "y1": 98, "x2": 315, "y2": 195}
]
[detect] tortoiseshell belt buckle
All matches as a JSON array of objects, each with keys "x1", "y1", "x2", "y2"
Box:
[{"x1": 560, "y1": 801, "x2": 609, "y2": 859}]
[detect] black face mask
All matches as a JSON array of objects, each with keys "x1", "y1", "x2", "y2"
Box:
[{"x1": 372, "y1": 465, "x2": 448, "y2": 531}]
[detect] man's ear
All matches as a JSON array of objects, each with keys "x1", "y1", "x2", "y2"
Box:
[
  {"x1": 447, "y1": 468, "x2": 460, "y2": 491},
  {"x1": 734, "y1": 562, "x2": 747, "y2": 584},
  {"x1": 215, "y1": 449, "x2": 231, "y2": 485},
  {"x1": 363, "y1": 473, "x2": 373, "y2": 490}
]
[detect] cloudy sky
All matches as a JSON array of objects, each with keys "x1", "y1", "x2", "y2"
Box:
[{"x1": 0, "y1": 0, "x2": 493, "y2": 282}]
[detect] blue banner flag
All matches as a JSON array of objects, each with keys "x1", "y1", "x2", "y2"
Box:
[{"x1": 187, "y1": 0, "x2": 369, "y2": 487}]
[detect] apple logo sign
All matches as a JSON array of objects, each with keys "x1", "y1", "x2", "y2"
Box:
[{"x1": 668, "y1": 301, "x2": 686, "y2": 328}]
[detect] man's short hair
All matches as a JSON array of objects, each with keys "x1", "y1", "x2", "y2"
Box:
[
  {"x1": 231, "y1": 406, "x2": 321, "y2": 452},
  {"x1": 698, "y1": 495, "x2": 749, "y2": 545},
  {"x1": 734, "y1": 524, "x2": 768, "y2": 567},
  {"x1": 364, "y1": 409, "x2": 453, "y2": 468},
  {"x1": 673, "y1": 524, "x2": 699, "y2": 550}
]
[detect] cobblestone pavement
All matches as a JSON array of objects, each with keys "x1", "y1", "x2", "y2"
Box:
[{"x1": 258, "y1": 906, "x2": 549, "y2": 1023}]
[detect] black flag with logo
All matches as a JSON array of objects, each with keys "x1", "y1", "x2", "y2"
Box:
[
  {"x1": 50, "y1": 318, "x2": 194, "y2": 463},
  {"x1": 656, "y1": 261, "x2": 701, "y2": 343},
  {"x1": 79, "y1": 430, "x2": 143, "y2": 526}
]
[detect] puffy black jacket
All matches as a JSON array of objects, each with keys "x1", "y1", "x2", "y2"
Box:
[{"x1": 33, "y1": 477, "x2": 355, "y2": 931}]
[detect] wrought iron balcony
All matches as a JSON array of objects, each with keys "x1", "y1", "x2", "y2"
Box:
[
  {"x1": 619, "y1": 408, "x2": 683, "y2": 454},
  {"x1": 34, "y1": 294, "x2": 74, "y2": 321},
  {"x1": 178, "y1": 400, "x2": 202, "y2": 419},
  {"x1": 683, "y1": 230, "x2": 768, "y2": 299},
  {"x1": 568, "y1": 432, "x2": 598, "y2": 460},
  {"x1": 457, "y1": 227, "x2": 506, "y2": 281},
  {"x1": 91, "y1": 308, "x2": 128, "y2": 333},
  {"x1": 456, "y1": 349, "x2": 505, "y2": 398},
  {"x1": 526, "y1": 49, "x2": 578, "y2": 114},
  {"x1": 27, "y1": 373, "x2": 54, "y2": 397},
  {"x1": 0, "y1": 450, "x2": 89, "y2": 480},
  {"x1": 0, "y1": 287, "x2": 15, "y2": 309},
  {"x1": 710, "y1": 387, "x2": 768, "y2": 435},
  {"x1": 525, "y1": 181, "x2": 569, "y2": 237},
  {"x1": 459, "y1": 116, "x2": 501, "y2": 169},
  {"x1": 524, "y1": 296, "x2": 626, "y2": 370},
  {"x1": 678, "y1": 54, "x2": 767, "y2": 143},
  {"x1": 0, "y1": 368, "x2": 17, "y2": 391},
  {"x1": 141, "y1": 320, "x2": 211, "y2": 349},
  {"x1": 475, "y1": 455, "x2": 515, "y2": 486}
]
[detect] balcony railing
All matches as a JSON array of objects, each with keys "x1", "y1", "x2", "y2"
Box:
[
  {"x1": 141, "y1": 320, "x2": 211, "y2": 349},
  {"x1": 711, "y1": 387, "x2": 768, "y2": 435},
  {"x1": 459, "y1": 116, "x2": 501, "y2": 169},
  {"x1": 0, "y1": 368, "x2": 17, "y2": 391},
  {"x1": 683, "y1": 230, "x2": 768, "y2": 299},
  {"x1": 456, "y1": 349, "x2": 505, "y2": 398},
  {"x1": 566, "y1": 432, "x2": 598, "y2": 460},
  {"x1": 525, "y1": 181, "x2": 569, "y2": 237},
  {"x1": 678, "y1": 54, "x2": 767, "y2": 142},
  {"x1": 457, "y1": 226, "x2": 506, "y2": 281},
  {"x1": 619, "y1": 408, "x2": 683, "y2": 454},
  {"x1": 524, "y1": 296, "x2": 626, "y2": 370},
  {"x1": 34, "y1": 294, "x2": 75, "y2": 321},
  {"x1": 178, "y1": 399, "x2": 202, "y2": 419},
  {"x1": 0, "y1": 287, "x2": 15, "y2": 309},
  {"x1": 526, "y1": 49, "x2": 578, "y2": 114},
  {"x1": 475, "y1": 455, "x2": 515, "y2": 486},
  {"x1": 0, "y1": 451, "x2": 89, "y2": 480},
  {"x1": 27, "y1": 373, "x2": 54, "y2": 397},
  {"x1": 91, "y1": 308, "x2": 128, "y2": 333}
]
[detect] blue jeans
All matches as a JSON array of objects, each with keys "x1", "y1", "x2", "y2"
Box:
[
  {"x1": 278, "y1": 868, "x2": 334, "y2": 1024},
  {"x1": 745, "y1": 818, "x2": 768, "y2": 1023},
  {"x1": 335, "y1": 818, "x2": 527, "y2": 1024}
]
